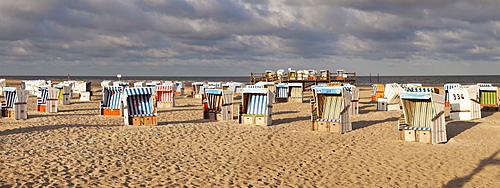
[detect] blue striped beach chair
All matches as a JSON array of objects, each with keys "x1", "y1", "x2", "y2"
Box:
[
  {"x1": 275, "y1": 84, "x2": 289, "y2": 102},
  {"x1": 2, "y1": 87, "x2": 29, "y2": 119},
  {"x1": 203, "y1": 89, "x2": 234, "y2": 121},
  {"x1": 399, "y1": 92, "x2": 446, "y2": 144},
  {"x1": 37, "y1": 87, "x2": 59, "y2": 113},
  {"x1": 123, "y1": 88, "x2": 157, "y2": 125},
  {"x1": 311, "y1": 87, "x2": 352, "y2": 133},
  {"x1": 156, "y1": 85, "x2": 175, "y2": 108},
  {"x1": 100, "y1": 86, "x2": 123, "y2": 116},
  {"x1": 239, "y1": 88, "x2": 273, "y2": 126},
  {"x1": 406, "y1": 86, "x2": 437, "y2": 93}
]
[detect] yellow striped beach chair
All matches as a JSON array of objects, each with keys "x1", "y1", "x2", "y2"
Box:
[
  {"x1": 399, "y1": 92, "x2": 446, "y2": 144},
  {"x1": 311, "y1": 87, "x2": 352, "y2": 133}
]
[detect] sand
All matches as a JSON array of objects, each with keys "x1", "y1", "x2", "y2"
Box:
[{"x1": 1, "y1": 80, "x2": 499, "y2": 187}]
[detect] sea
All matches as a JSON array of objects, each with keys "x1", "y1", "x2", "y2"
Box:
[{"x1": 2, "y1": 75, "x2": 500, "y2": 86}]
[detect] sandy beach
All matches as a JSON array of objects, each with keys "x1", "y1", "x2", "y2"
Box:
[{"x1": 1, "y1": 80, "x2": 499, "y2": 187}]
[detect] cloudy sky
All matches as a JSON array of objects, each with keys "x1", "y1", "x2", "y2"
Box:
[{"x1": 1, "y1": 0, "x2": 500, "y2": 76}]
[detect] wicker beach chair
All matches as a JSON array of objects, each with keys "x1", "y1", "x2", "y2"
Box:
[
  {"x1": 239, "y1": 88, "x2": 273, "y2": 126},
  {"x1": 311, "y1": 87, "x2": 352, "y2": 133},
  {"x1": 123, "y1": 87, "x2": 157, "y2": 126}
]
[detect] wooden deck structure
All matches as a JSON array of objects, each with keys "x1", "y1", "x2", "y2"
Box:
[{"x1": 250, "y1": 70, "x2": 356, "y2": 85}]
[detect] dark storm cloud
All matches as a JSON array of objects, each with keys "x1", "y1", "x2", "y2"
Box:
[{"x1": 0, "y1": 0, "x2": 499, "y2": 75}]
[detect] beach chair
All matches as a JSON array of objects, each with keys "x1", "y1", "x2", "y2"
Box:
[
  {"x1": 54, "y1": 85, "x2": 72, "y2": 105},
  {"x1": 257, "y1": 82, "x2": 276, "y2": 94},
  {"x1": 123, "y1": 88, "x2": 157, "y2": 126},
  {"x1": 192, "y1": 82, "x2": 205, "y2": 98},
  {"x1": 288, "y1": 83, "x2": 304, "y2": 103},
  {"x1": 208, "y1": 82, "x2": 222, "y2": 89},
  {"x1": 100, "y1": 86, "x2": 124, "y2": 116},
  {"x1": 230, "y1": 82, "x2": 244, "y2": 97},
  {"x1": 239, "y1": 88, "x2": 274, "y2": 126},
  {"x1": 444, "y1": 83, "x2": 461, "y2": 107},
  {"x1": 341, "y1": 84, "x2": 360, "y2": 115},
  {"x1": 406, "y1": 86, "x2": 438, "y2": 94},
  {"x1": 305, "y1": 70, "x2": 317, "y2": 80},
  {"x1": 275, "y1": 84, "x2": 289, "y2": 102},
  {"x1": 2, "y1": 87, "x2": 29, "y2": 119},
  {"x1": 113, "y1": 81, "x2": 130, "y2": 88},
  {"x1": 319, "y1": 70, "x2": 330, "y2": 81},
  {"x1": 101, "y1": 80, "x2": 112, "y2": 89},
  {"x1": 377, "y1": 83, "x2": 404, "y2": 111},
  {"x1": 203, "y1": 89, "x2": 234, "y2": 121},
  {"x1": 23, "y1": 80, "x2": 52, "y2": 96},
  {"x1": 477, "y1": 83, "x2": 498, "y2": 111},
  {"x1": 288, "y1": 70, "x2": 297, "y2": 81},
  {"x1": 371, "y1": 84, "x2": 385, "y2": 101},
  {"x1": 37, "y1": 87, "x2": 60, "y2": 113},
  {"x1": 222, "y1": 83, "x2": 230, "y2": 91},
  {"x1": 134, "y1": 82, "x2": 146, "y2": 88},
  {"x1": 174, "y1": 82, "x2": 184, "y2": 95},
  {"x1": 0, "y1": 79, "x2": 5, "y2": 95},
  {"x1": 156, "y1": 84, "x2": 175, "y2": 108},
  {"x1": 311, "y1": 87, "x2": 352, "y2": 133},
  {"x1": 448, "y1": 85, "x2": 481, "y2": 120},
  {"x1": 398, "y1": 92, "x2": 446, "y2": 144}
]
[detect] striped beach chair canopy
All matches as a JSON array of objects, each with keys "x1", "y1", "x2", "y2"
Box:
[
  {"x1": 246, "y1": 85, "x2": 262, "y2": 89},
  {"x1": 3, "y1": 87, "x2": 18, "y2": 108},
  {"x1": 174, "y1": 82, "x2": 184, "y2": 89},
  {"x1": 275, "y1": 84, "x2": 289, "y2": 98},
  {"x1": 205, "y1": 89, "x2": 223, "y2": 110},
  {"x1": 477, "y1": 83, "x2": 492, "y2": 87},
  {"x1": 371, "y1": 84, "x2": 385, "y2": 94},
  {"x1": 47, "y1": 87, "x2": 60, "y2": 100},
  {"x1": 192, "y1": 82, "x2": 204, "y2": 86},
  {"x1": 156, "y1": 85, "x2": 174, "y2": 103},
  {"x1": 101, "y1": 80, "x2": 112, "y2": 88},
  {"x1": 38, "y1": 87, "x2": 49, "y2": 103},
  {"x1": 22, "y1": 80, "x2": 52, "y2": 94},
  {"x1": 313, "y1": 87, "x2": 352, "y2": 132},
  {"x1": 288, "y1": 83, "x2": 303, "y2": 98},
  {"x1": 242, "y1": 88, "x2": 272, "y2": 115},
  {"x1": 208, "y1": 82, "x2": 222, "y2": 88},
  {"x1": 0, "y1": 79, "x2": 5, "y2": 95},
  {"x1": 134, "y1": 82, "x2": 146, "y2": 88},
  {"x1": 385, "y1": 83, "x2": 405, "y2": 104},
  {"x1": 406, "y1": 86, "x2": 435, "y2": 93},
  {"x1": 124, "y1": 88, "x2": 155, "y2": 117},
  {"x1": 444, "y1": 83, "x2": 461, "y2": 91},
  {"x1": 399, "y1": 92, "x2": 446, "y2": 144},
  {"x1": 102, "y1": 86, "x2": 123, "y2": 109},
  {"x1": 113, "y1": 81, "x2": 130, "y2": 87}
]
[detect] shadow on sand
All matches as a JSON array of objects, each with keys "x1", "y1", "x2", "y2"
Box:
[
  {"x1": 446, "y1": 121, "x2": 480, "y2": 140},
  {"x1": 442, "y1": 150, "x2": 500, "y2": 188},
  {"x1": 0, "y1": 124, "x2": 121, "y2": 136},
  {"x1": 352, "y1": 117, "x2": 399, "y2": 130}
]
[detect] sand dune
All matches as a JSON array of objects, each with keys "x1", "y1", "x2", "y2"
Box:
[{"x1": 1, "y1": 81, "x2": 499, "y2": 187}]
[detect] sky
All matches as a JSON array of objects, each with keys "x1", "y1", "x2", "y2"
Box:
[{"x1": 1, "y1": 0, "x2": 500, "y2": 76}]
